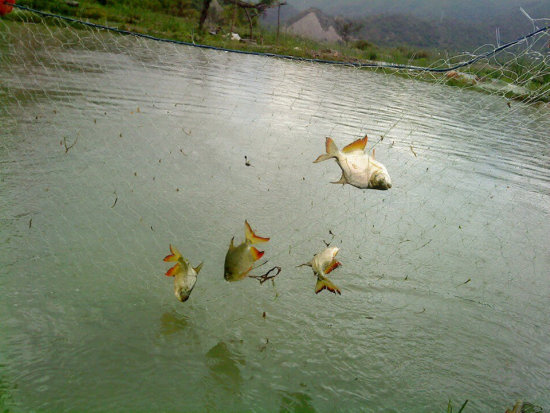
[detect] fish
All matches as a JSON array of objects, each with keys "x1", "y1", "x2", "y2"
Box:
[
  {"x1": 163, "y1": 245, "x2": 203, "y2": 302},
  {"x1": 299, "y1": 247, "x2": 342, "y2": 295},
  {"x1": 314, "y1": 135, "x2": 392, "y2": 190},
  {"x1": 224, "y1": 220, "x2": 269, "y2": 282}
]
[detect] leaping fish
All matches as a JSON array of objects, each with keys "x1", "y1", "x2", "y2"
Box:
[
  {"x1": 299, "y1": 247, "x2": 342, "y2": 295},
  {"x1": 224, "y1": 220, "x2": 270, "y2": 282},
  {"x1": 163, "y1": 245, "x2": 203, "y2": 302},
  {"x1": 314, "y1": 135, "x2": 392, "y2": 190}
]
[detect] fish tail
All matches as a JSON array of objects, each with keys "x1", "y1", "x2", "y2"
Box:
[
  {"x1": 165, "y1": 262, "x2": 182, "y2": 277},
  {"x1": 250, "y1": 246, "x2": 265, "y2": 261},
  {"x1": 313, "y1": 137, "x2": 339, "y2": 163},
  {"x1": 194, "y1": 262, "x2": 203, "y2": 274},
  {"x1": 315, "y1": 276, "x2": 341, "y2": 295},
  {"x1": 244, "y1": 220, "x2": 270, "y2": 244},
  {"x1": 324, "y1": 259, "x2": 341, "y2": 274},
  {"x1": 163, "y1": 244, "x2": 182, "y2": 262}
]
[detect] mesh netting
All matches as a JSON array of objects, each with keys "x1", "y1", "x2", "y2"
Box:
[{"x1": 1, "y1": 5, "x2": 549, "y2": 412}]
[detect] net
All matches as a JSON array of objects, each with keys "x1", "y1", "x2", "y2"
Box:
[{"x1": 1, "y1": 4, "x2": 549, "y2": 412}]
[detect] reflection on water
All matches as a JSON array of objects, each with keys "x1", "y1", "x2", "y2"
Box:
[
  {"x1": 279, "y1": 391, "x2": 317, "y2": 413},
  {"x1": 158, "y1": 311, "x2": 189, "y2": 336},
  {"x1": 1, "y1": 19, "x2": 549, "y2": 412},
  {"x1": 205, "y1": 341, "x2": 245, "y2": 386},
  {"x1": 203, "y1": 341, "x2": 245, "y2": 410},
  {"x1": 0, "y1": 369, "x2": 15, "y2": 413}
]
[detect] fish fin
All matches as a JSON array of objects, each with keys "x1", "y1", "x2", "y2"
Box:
[
  {"x1": 313, "y1": 137, "x2": 339, "y2": 163},
  {"x1": 315, "y1": 277, "x2": 341, "y2": 295},
  {"x1": 372, "y1": 148, "x2": 375, "y2": 159},
  {"x1": 163, "y1": 244, "x2": 182, "y2": 262},
  {"x1": 342, "y1": 135, "x2": 368, "y2": 153},
  {"x1": 250, "y1": 246, "x2": 265, "y2": 261},
  {"x1": 313, "y1": 153, "x2": 333, "y2": 163},
  {"x1": 324, "y1": 260, "x2": 341, "y2": 275},
  {"x1": 194, "y1": 262, "x2": 203, "y2": 274},
  {"x1": 165, "y1": 262, "x2": 181, "y2": 277},
  {"x1": 244, "y1": 220, "x2": 270, "y2": 244},
  {"x1": 229, "y1": 237, "x2": 235, "y2": 249},
  {"x1": 330, "y1": 173, "x2": 346, "y2": 185},
  {"x1": 296, "y1": 262, "x2": 312, "y2": 268}
]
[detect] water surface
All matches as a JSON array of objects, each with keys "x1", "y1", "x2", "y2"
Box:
[{"x1": 1, "y1": 22, "x2": 549, "y2": 412}]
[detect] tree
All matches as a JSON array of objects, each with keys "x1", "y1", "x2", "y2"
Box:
[
  {"x1": 334, "y1": 17, "x2": 363, "y2": 44},
  {"x1": 199, "y1": 0, "x2": 283, "y2": 39},
  {"x1": 199, "y1": 0, "x2": 213, "y2": 31}
]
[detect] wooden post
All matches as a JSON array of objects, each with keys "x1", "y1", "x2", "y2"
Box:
[
  {"x1": 276, "y1": 2, "x2": 281, "y2": 44},
  {"x1": 230, "y1": 4, "x2": 237, "y2": 34}
]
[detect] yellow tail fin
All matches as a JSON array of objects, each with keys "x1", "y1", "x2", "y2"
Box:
[
  {"x1": 164, "y1": 244, "x2": 182, "y2": 262},
  {"x1": 313, "y1": 137, "x2": 339, "y2": 163},
  {"x1": 244, "y1": 220, "x2": 270, "y2": 244},
  {"x1": 165, "y1": 262, "x2": 181, "y2": 277},
  {"x1": 315, "y1": 277, "x2": 341, "y2": 295}
]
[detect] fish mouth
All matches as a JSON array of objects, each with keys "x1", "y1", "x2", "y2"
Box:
[
  {"x1": 370, "y1": 173, "x2": 392, "y2": 190},
  {"x1": 370, "y1": 182, "x2": 391, "y2": 190},
  {"x1": 176, "y1": 291, "x2": 190, "y2": 302}
]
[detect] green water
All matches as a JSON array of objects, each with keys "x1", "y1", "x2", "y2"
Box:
[{"x1": 1, "y1": 22, "x2": 549, "y2": 412}]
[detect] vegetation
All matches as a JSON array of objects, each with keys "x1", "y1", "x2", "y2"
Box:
[{"x1": 3, "y1": 0, "x2": 549, "y2": 103}]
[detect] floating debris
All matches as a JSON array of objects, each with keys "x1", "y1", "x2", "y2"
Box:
[
  {"x1": 457, "y1": 278, "x2": 471, "y2": 287},
  {"x1": 62, "y1": 136, "x2": 78, "y2": 154},
  {"x1": 111, "y1": 192, "x2": 118, "y2": 208},
  {"x1": 259, "y1": 338, "x2": 269, "y2": 352},
  {"x1": 249, "y1": 266, "x2": 281, "y2": 284}
]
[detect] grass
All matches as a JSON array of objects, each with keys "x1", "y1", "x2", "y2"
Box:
[{"x1": 3, "y1": 0, "x2": 549, "y2": 103}]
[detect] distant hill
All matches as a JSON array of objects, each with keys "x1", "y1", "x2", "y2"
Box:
[
  {"x1": 288, "y1": 0, "x2": 545, "y2": 24},
  {"x1": 261, "y1": 3, "x2": 300, "y2": 27},
  {"x1": 262, "y1": 1, "x2": 550, "y2": 51},
  {"x1": 283, "y1": 8, "x2": 342, "y2": 43}
]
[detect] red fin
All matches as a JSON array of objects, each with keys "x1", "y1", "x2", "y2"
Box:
[
  {"x1": 315, "y1": 278, "x2": 341, "y2": 295},
  {"x1": 165, "y1": 263, "x2": 181, "y2": 277},
  {"x1": 244, "y1": 220, "x2": 270, "y2": 244},
  {"x1": 314, "y1": 137, "x2": 338, "y2": 163},
  {"x1": 250, "y1": 246, "x2": 264, "y2": 261},
  {"x1": 342, "y1": 135, "x2": 368, "y2": 153},
  {"x1": 325, "y1": 137, "x2": 338, "y2": 154},
  {"x1": 324, "y1": 260, "x2": 341, "y2": 275},
  {"x1": 163, "y1": 244, "x2": 181, "y2": 262}
]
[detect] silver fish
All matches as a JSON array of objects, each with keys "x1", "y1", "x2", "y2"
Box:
[
  {"x1": 299, "y1": 247, "x2": 342, "y2": 294},
  {"x1": 314, "y1": 135, "x2": 392, "y2": 190},
  {"x1": 164, "y1": 245, "x2": 203, "y2": 302}
]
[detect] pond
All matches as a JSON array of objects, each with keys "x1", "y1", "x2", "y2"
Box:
[{"x1": 1, "y1": 22, "x2": 549, "y2": 412}]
